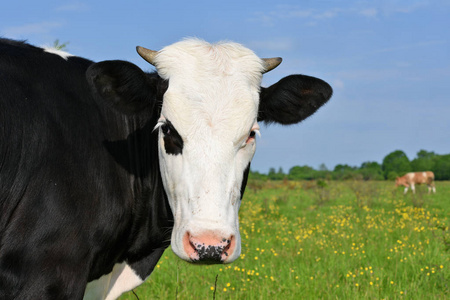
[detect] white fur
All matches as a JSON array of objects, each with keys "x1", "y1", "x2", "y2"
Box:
[
  {"x1": 83, "y1": 263, "x2": 143, "y2": 300},
  {"x1": 43, "y1": 47, "x2": 74, "y2": 60},
  {"x1": 154, "y1": 39, "x2": 264, "y2": 263}
]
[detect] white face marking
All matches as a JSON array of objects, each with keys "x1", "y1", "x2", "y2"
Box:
[
  {"x1": 84, "y1": 263, "x2": 143, "y2": 300},
  {"x1": 154, "y1": 39, "x2": 264, "y2": 263}
]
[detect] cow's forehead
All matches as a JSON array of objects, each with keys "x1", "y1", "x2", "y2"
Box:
[
  {"x1": 154, "y1": 38, "x2": 264, "y2": 84},
  {"x1": 154, "y1": 39, "x2": 264, "y2": 138}
]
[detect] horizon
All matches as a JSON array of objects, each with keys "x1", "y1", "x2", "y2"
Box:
[
  {"x1": 1, "y1": 0, "x2": 449, "y2": 173},
  {"x1": 251, "y1": 147, "x2": 447, "y2": 173}
]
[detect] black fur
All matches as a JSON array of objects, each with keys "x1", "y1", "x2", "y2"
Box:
[
  {"x1": 240, "y1": 163, "x2": 251, "y2": 200},
  {"x1": 258, "y1": 74, "x2": 332, "y2": 124},
  {"x1": 0, "y1": 38, "x2": 172, "y2": 299}
]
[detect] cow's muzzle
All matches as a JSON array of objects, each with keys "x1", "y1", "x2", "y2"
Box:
[{"x1": 183, "y1": 232, "x2": 235, "y2": 264}]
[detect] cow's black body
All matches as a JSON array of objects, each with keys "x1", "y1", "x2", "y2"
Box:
[{"x1": 0, "y1": 39, "x2": 173, "y2": 299}]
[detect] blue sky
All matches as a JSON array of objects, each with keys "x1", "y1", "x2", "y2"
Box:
[{"x1": 1, "y1": 0, "x2": 449, "y2": 173}]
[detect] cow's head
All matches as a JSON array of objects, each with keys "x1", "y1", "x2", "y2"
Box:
[
  {"x1": 87, "y1": 39, "x2": 332, "y2": 264},
  {"x1": 395, "y1": 176, "x2": 407, "y2": 187}
]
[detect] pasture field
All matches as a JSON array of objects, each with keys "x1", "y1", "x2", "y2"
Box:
[{"x1": 120, "y1": 180, "x2": 449, "y2": 299}]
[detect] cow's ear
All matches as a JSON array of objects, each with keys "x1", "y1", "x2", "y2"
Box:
[
  {"x1": 258, "y1": 75, "x2": 332, "y2": 125},
  {"x1": 86, "y1": 60, "x2": 167, "y2": 115}
]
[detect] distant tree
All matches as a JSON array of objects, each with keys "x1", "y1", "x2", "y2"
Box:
[
  {"x1": 272, "y1": 167, "x2": 285, "y2": 180},
  {"x1": 359, "y1": 161, "x2": 383, "y2": 180},
  {"x1": 253, "y1": 149, "x2": 450, "y2": 182},
  {"x1": 333, "y1": 164, "x2": 356, "y2": 172},
  {"x1": 268, "y1": 167, "x2": 276, "y2": 179},
  {"x1": 288, "y1": 165, "x2": 317, "y2": 180},
  {"x1": 318, "y1": 163, "x2": 328, "y2": 171},
  {"x1": 248, "y1": 170, "x2": 268, "y2": 181},
  {"x1": 411, "y1": 150, "x2": 436, "y2": 171},
  {"x1": 432, "y1": 154, "x2": 450, "y2": 180},
  {"x1": 332, "y1": 164, "x2": 357, "y2": 180},
  {"x1": 267, "y1": 167, "x2": 284, "y2": 180},
  {"x1": 382, "y1": 150, "x2": 411, "y2": 179},
  {"x1": 316, "y1": 163, "x2": 330, "y2": 179},
  {"x1": 387, "y1": 171, "x2": 399, "y2": 180},
  {"x1": 417, "y1": 150, "x2": 436, "y2": 159},
  {"x1": 360, "y1": 161, "x2": 380, "y2": 169}
]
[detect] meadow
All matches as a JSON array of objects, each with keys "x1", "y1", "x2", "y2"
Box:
[{"x1": 120, "y1": 180, "x2": 449, "y2": 299}]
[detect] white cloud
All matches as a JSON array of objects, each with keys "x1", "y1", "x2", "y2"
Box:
[
  {"x1": 395, "y1": 61, "x2": 412, "y2": 68},
  {"x1": 306, "y1": 21, "x2": 318, "y2": 27},
  {"x1": 374, "y1": 40, "x2": 446, "y2": 54},
  {"x1": 248, "y1": 6, "x2": 334, "y2": 27},
  {"x1": 248, "y1": 12, "x2": 275, "y2": 27},
  {"x1": 288, "y1": 10, "x2": 313, "y2": 18},
  {"x1": 55, "y1": 2, "x2": 89, "y2": 12},
  {"x1": 332, "y1": 79, "x2": 345, "y2": 89},
  {"x1": 344, "y1": 69, "x2": 399, "y2": 81},
  {"x1": 359, "y1": 8, "x2": 378, "y2": 18},
  {"x1": 1, "y1": 22, "x2": 62, "y2": 38},
  {"x1": 248, "y1": 38, "x2": 294, "y2": 52},
  {"x1": 314, "y1": 9, "x2": 341, "y2": 20},
  {"x1": 249, "y1": 1, "x2": 430, "y2": 27},
  {"x1": 388, "y1": 1, "x2": 428, "y2": 14}
]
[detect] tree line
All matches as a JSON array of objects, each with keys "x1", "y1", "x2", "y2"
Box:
[{"x1": 250, "y1": 150, "x2": 450, "y2": 181}]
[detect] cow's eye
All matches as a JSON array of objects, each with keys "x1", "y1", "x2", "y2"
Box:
[
  {"x1": 246, "y1": 130, "x2": 258, "y2": 144},
  {"x1": 161, "y1": 123, "x2": 170, "y2": 135}
]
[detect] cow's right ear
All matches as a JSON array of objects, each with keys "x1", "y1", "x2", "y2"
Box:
[
  {"x1": 258, "y1": 75, "x2": 332, "y2": 125},
  {"x1": 86, "y1": 60, "x2": 167, "y2": 115}
]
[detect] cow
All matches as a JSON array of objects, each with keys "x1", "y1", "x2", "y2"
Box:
[
  {"x1": 396, "y1": 171, "x2": 436, "y2": 194},
  {"x1": 0, "y1": 37, "x2": 332, "y2": 299}
]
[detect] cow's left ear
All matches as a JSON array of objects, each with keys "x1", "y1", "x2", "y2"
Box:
[
  {"x1": 86, "y1": 60, "x2": 166, "y2": 115},
  {"x1": 258, "y1": 75, "x2": 332, "y2": 125}
]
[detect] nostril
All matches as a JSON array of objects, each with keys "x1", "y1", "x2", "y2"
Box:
[
  {"x1": 183, "y1": 232, "x2": 200, "y2": 261},
  {"x1": 223, "y1": 240, "x2": 231, "y2": 257},
  {"x1": 222, "y1": 235, "x2": 235, "y2": 260},
  {"x1": 190, "y1": 240, "x2": 196, "y2": 250}
]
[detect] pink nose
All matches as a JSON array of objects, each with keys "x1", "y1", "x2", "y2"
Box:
[{"x1": 183, "y1": 232, "x2": 235, "y2": 264}]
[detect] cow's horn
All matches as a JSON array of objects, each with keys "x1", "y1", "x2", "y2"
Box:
[
  {"x1": 262, "y1": 57, "x2": 282, "y2": 73},
  {"x1": 136, "y1": 46, "x2": 158, "y2": 66}
]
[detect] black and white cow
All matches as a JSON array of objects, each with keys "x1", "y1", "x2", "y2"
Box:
[{"x1": 0, "y1": 38, "x2": 332, "y2": 299}]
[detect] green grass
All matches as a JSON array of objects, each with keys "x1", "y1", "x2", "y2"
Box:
[{"x1": 120, "y1": 180, "x2": 449, "y2": 299}]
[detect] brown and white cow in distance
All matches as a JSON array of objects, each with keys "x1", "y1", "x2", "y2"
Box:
[{"x1": 396, "y1": 171, "x2": 436, "y2": 194}]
